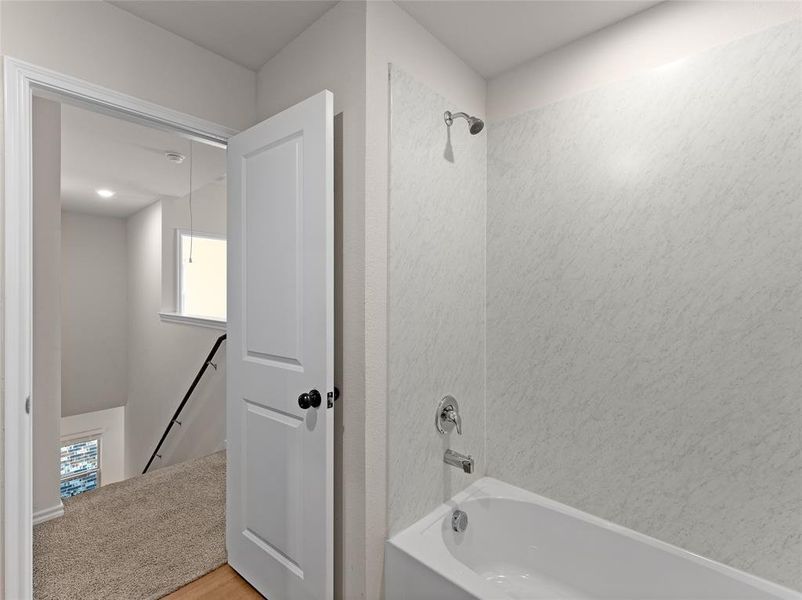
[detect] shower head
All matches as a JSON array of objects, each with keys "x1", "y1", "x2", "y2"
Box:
[{"x1": 444, "y1": 110, "x2": 484, "y2": 135}]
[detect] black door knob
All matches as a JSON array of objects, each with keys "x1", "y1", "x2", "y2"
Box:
[{"x1": 298, "y1": 389, "x2": 322, "y2": 410}]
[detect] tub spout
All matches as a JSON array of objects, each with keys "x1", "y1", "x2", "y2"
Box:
[{"x1": 444, "y1": 449, "x2": 474, "y2": 474}]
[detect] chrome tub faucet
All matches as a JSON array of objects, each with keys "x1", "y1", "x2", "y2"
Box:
[
  {"x1": 444, "y1": 449, "x2": 474, "y2": 474},
  {"x1": 436, "y1": 396, "x2": 474, "y2": 473}
]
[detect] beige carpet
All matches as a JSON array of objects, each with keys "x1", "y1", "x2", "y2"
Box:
[{"x1": 34, "y1": 451, "x2": 227, "y2": 600}]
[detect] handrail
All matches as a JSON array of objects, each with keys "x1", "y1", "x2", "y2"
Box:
[{"x1": 142, "y1": 333, "x2": 227, "y2": 474}]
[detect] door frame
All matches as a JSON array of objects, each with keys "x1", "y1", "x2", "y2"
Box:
[{"x1": 2, "y1": 56, "x2": 237, "y2": 599}]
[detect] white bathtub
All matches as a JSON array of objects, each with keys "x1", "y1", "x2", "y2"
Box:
[{"x1": 386, "y1": 478, "x2": 800, "y2": 600}]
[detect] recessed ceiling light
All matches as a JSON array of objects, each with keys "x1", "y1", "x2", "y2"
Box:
[{"x1": 96, "y1": 189, "x2": 115, "y2": 199}]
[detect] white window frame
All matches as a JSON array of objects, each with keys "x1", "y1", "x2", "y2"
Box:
[
  {"x1": 159, "y1": 229, "x2": 227, "y2": 330},
  {"x1": 177, "y1": 228, "x2": 227, "y2": 317},
  {"x1": 59, "y1": 432, "x2": 103, "y2": 496}
]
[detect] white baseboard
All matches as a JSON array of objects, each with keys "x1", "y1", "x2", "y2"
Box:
[{"x1": 33, "y1": 501, "x2": 64, "y2": 525}]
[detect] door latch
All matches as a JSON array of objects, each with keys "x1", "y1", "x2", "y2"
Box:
[
  {"x1": 25, "y1": 396, "x2": 31, "y2": 414},
  {"x1": 327, "y1": 387, "x2": 340, "y2": 408}
]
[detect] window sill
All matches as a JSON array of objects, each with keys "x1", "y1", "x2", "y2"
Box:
[{"x1": 159, "y1": 312, "x2": 227, "y2": 331}]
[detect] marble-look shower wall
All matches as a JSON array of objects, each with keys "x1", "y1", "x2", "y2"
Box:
[
  {"x1": 486, "y1": 21, "x2": 802, "y2": 590},
  {"x1": 388, "y1": 67, "x2": 486, "y2": 535}
]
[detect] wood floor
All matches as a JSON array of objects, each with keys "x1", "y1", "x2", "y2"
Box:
[{"x1": 165, "y1": 565, "x2": 264, "y2": 599}]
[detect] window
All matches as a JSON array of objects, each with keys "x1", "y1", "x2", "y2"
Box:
[
  {"x1": 177, "y1": 230, "x2": 227, "y2": 321},
  {"x1": 60, "y1": 437, "x2": 100, "y2": 498}
]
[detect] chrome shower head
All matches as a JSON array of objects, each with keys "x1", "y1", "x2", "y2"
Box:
[
  {"x1": 444, "y1": 110, "x2": 484, "y2": 135},
  {"x1": 467, "y1": 116, "x2": 484, "y2": 135}
]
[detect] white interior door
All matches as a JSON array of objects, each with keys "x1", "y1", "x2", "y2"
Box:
[{"x1": 226, "y1": 90, "x2": 334, "y2": 600}]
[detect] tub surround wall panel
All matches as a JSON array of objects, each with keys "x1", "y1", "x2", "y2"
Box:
[
  {"x1": 388, "y1": 67, "x2": 486, "y2": 536},
  {"x1": 486, "y1": 21, "x2": 802, "y2": 590},
  {"x1": 367, "y1": 3, "x2": 488, "y2": 592},
  {"x1": 488, "y1": 1, "x2": 802, "y2": 122}
]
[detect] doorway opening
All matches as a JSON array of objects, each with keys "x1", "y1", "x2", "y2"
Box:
[
  {"x1": 6, "y1": 59, "x2": 334, "y2": 600},
  {"x1": 30, "y1": 92, "x2": 233, "y2": 598}
]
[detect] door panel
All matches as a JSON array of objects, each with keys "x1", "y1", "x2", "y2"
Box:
[
  {"x1": 242, "y1": 400, "x2": 304, "y2": 575},
  {"x1": 244, "y1": 134, "x2": 303, "y2": 366},
  {"x1": 227, "y1": 90, "x2": 333, "y2": 600}
]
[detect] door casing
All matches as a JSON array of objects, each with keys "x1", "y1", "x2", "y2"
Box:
[{"x1": 2, "y1": 56, "x2": 236, "y2": 599}]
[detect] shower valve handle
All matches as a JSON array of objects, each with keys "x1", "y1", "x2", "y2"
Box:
[
  {"x1": 436, "y1": 395, "x2": 463, "y2": 435},
  {"x1": 444, "y1": 408, "x2": 462, "y2": 435}
]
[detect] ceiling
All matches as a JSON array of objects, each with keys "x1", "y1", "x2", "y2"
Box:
[
  {"x1": 110, "y1": 0, "x2": 338, "y2": 71},
  {"x1": 61, "y1": 103, "x2": 225, "y2": 219},
  {"x1": 109, "y1": 0, "x2": 659, "y2": 78},
  {"x1": 398, "y1": 1, "x2": 662, "y2": 78},
  {"x1": 62, "y1": 1, "x2": 664, "y2": 216}
]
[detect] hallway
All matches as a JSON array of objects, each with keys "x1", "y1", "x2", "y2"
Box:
[{"x1": 34, "y1": 452, "x2": 226, "y2": 600}]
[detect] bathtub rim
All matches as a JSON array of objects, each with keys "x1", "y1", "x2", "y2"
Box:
[{"x1": 386, "y1": 476, "x2": 801, "y2": 600}]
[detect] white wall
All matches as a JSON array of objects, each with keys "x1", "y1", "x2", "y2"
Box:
[
  {"x1": 125, "y1": 200, "x2": 227, "y2": 477},
  {"x1": 255, "y1": 4, "x2": 489, "y2": 595},
  {"x1": 488, "y1": 1, "x2": 802, "y2": 122},
  {"x1": 32, "y1": 97, "x2": 63, "y2": 520},
  {"x1": 61, "y1": 406, "x2": 125, "y2": 487},
  {"x1": 61, "y1": 211, "x2": 128, "y2": 416},
  {"x1": 0, "y1": 0, "x2": 256, "y2": 131},
  {"x1": 0, "y1": 6, "x2": 5, "y2": 583},
  {"x1": 256, "y1": 4, "x2": 367, "y2": 597},
  {"x1": 0, "y1": 2, "x2": 256, "y2": 586}
]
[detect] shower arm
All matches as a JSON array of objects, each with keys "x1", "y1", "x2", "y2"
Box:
[
  {"x1": 444, "y1": 110, "x2": 484, "y2": 134},
  {"x1": 444, "y1": 111, "x2": 469, "y2": 127}
]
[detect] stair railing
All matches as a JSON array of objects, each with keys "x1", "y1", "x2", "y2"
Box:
[{"x1": 142, "y1": 333, "x2": 227, "y2": 474}]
